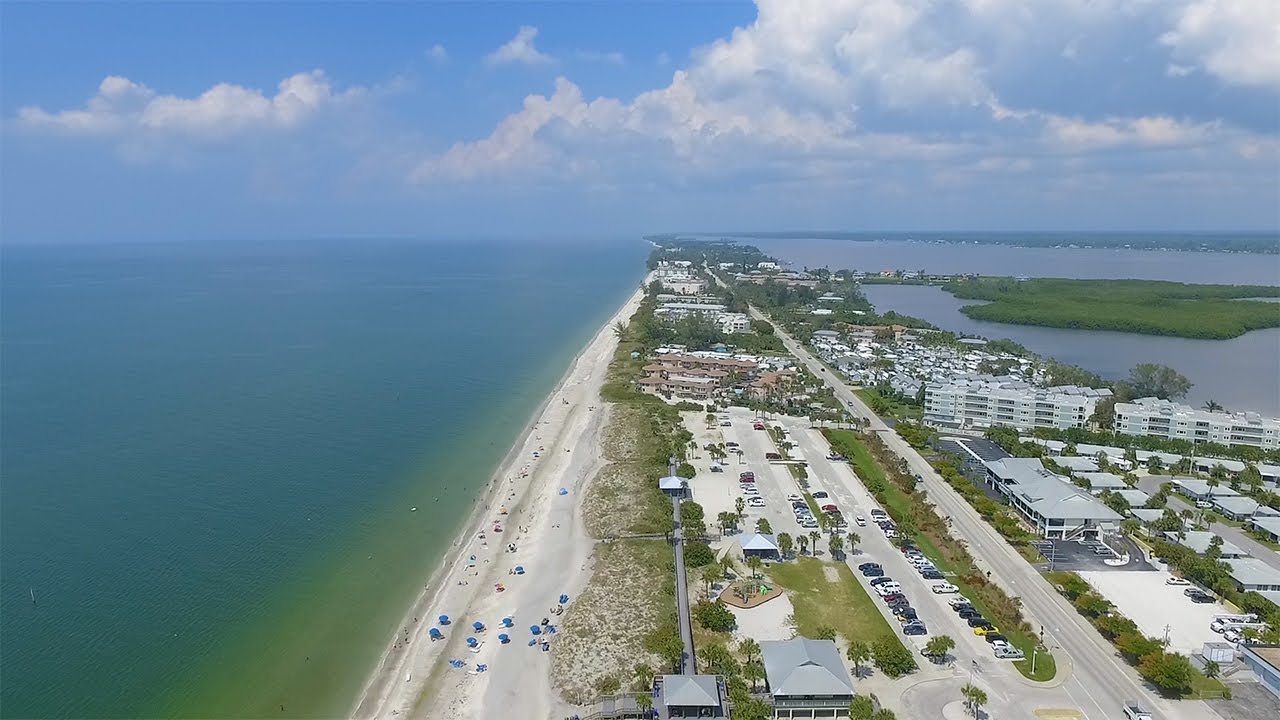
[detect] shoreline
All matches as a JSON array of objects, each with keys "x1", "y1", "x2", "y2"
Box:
[{"x1": 350, "y1": 280, "x2": 646, "y2": 719}]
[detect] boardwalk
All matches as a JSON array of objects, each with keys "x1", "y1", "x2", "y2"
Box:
[{"x1": 671, "y1": 495, "x2": 695, "y2": 674}]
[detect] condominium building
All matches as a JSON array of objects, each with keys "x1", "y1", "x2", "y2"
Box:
[
  {"x1": 923, "y1": 377, "x2": 1110, "y2": 432},
  {"x1": 1113, "y1": 397, "x2": 1280, "y2": 449}
]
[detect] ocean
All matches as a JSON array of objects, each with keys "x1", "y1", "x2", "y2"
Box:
[{"x1": 0, "y1": 238, "x2": 646, "y2": 718}]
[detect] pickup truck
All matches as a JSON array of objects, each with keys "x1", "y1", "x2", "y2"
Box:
[{"x1": 1123, "y1": 701, "x2": 1153, "y2": 720}]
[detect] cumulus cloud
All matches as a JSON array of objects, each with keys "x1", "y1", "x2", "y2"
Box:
[
  {"x1": 19, "y1": 70, "x2": 361, "y2": 138},
  {"x1": 485, "y1": 26, "x2": 554, "y2": 66},
  {"x1": 1045, "y1": 114, "x2": 1220, "y2": 149},
  {"x1": 1161, "y1": 0, "x2": 1280, "y2": 88}
]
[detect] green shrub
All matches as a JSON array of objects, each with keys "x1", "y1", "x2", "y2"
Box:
[
  {"x1": 871, "y1": 636, "x2": 917, "y2": 678},
  {"x1": 694, "y1": 600, "x2": 737, "y2": 632}
]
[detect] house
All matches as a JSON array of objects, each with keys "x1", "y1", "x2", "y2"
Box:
[
  {"x1": 658, "y1": 475, "x2": 688, "y2": 498},
  {"x1": 1226, "y1": 558, "x2": 1280, "y2": 592},
  {"x1": 1163, "y1": 530, "x2": 1248, "y2": 559},
  {"x1": 655, "y1": 674, "x2": 728, "y2": 719},
  {"x1": 741, "y1": 533, "x2": 782, "y2": 561},
  {"x1": 1129, "y1": 508, "x2": 1167, "y2": 524},
  {"x1": 1248, "y1": 516, "x2": 1280, "y2": 543},
  {"x1": 1053, "y1": 456, "x2": 1100, "y2": 473},
  {"x1": 983, "y1": 458, "x2": 1122, "y2": 539},
  {"x1": 1169, "y1": 478, "x2": 1240, "y2": 501},
  {"x1": 1239, "y1": 644, "x2": 1280, "y2": 699},
  {"x1": 1078, "y1": 472, "x2": 1128, "y2": 494},
  {"x1": 760, "y1": 638, "x2": 857, "y2": 718},
  {"x1": 1115, "y1": 489, "x2": 1151, "y2": 508},
  {"x1": 1211, "y1": 495, "x2": 1263, "y2": 521}
]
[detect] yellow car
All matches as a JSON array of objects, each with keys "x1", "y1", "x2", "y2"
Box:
[{"x1": 973, "y1": 625, "x2": 999, "y2": 636}]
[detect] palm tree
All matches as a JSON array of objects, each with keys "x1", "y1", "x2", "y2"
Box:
[
  {"x1": 746, "y1": 555, "x2": 763, "y2": 579},
  {"x1": 849, "y1": 695, "x2": 874, "y2": 720},
  {"x1": 701, "y1": 564, "x2": 722, "y2": 596},
  {"x1": 1203, "y1": 660, "x2": 1221, "y2": 679},
  {"x1": 743, "y1": 658, "x2": 765, "y2": 692},
  {"x1": 924, "y1": 635, "x2": 955, "y2": 663},
  {"x1": 846, "y1": 640, "x2": 871, "y2": 679},
  {"x1": 961, "y1": 684, "x2": 987, "y2": 718},
  {"x1": 738, "y1": 637, "x2": 761, "y2": 666},
  {"x1": 632, "y1": 663, "x2": 655, "y2": 692},
  {"x1": 798, "y1": 535, "x2": 810, "y2": 555},
  {"x1": 847, "y1": 531, "x2": 861, "y2": 555},
  {"x1": 718, "y1": 511, "x2": 736, "y2": 536},
  {"x1": 828, "y1": 533, "x2": 845, "y2": 559},
  {"x1": 735, "y1": 497, "x2": 746, "y2": 524},
  {"x1": 612, "y1": 320, "x2": 628, "y2": 339},
  {"x1": 1203, "y1": 399, "x2": 1224, "y2": 413},
  {"x1": 809, "y1": 530, "x2": 821, "y2": 555},
  {"x1": 777, "y1": 532, "x2": 794, "y2": 558}
]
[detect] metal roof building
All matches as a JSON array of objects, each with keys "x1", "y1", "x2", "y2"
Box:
[{"x1": 761, "y1": 638, "x2": 856, "y2": 718}]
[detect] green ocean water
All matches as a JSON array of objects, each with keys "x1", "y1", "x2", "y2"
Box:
[{"x1": 0, "y1": 237, "x2": 645, "y2": 718}]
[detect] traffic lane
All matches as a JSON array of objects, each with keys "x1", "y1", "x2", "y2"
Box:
[{"x1": 758, "y1": 312, "x2": 1158, "y2": 719}]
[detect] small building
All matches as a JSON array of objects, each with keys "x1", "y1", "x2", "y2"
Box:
[
  {"x1": 1170, "y1": 478, "x2": 1240, "y2": 501},
  {"x1": 982, "y1": 458, "x2": 1121, "y2": 539},
  {"x1": 1130, "y1": 508, "x2": 1167, "y2": 524},
  {"x1": 1162, "y1": 530, "x2": 1248, "y2": 559},
  {"x1": 659, "y1": 475, "x2": 689, "y2": 498},
  {"x1": 1211, "y1": 495, "x2": 1262, "y2": 521},
  {"x1": 1240, "y1": 644, "x2": 1280, "y2": 699},
  {"x1": 1115, "y1": 489, "x2": 1151, "y2": 508},
  {"x1": 741, "y1": 533, "x2": 781, "y2": 561},
  {"x1": 1078, "y1": 472, "x2": 1128, "y2": 494},
  {"x1": 655, "y1": 674, "x2": 728, "y2": 719},
  {"x1": 760, "y1": 638, "x2": 857, "y2": 718},
  {"x1": 1053, "y1": 456, "x2": 1100, "y2": 473},
  {"x1": 1225, "y1": 558, "x2": 1280, "y2": 593},
  {"x1": 1248, "y1": 516, "x2": 1280, "y2": 543}
]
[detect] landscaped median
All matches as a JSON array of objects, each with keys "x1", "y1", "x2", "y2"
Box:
[
  {"x1": 821, "y1": 428, "x2": 1057, "y2": 682},
  {"x1": 1046, "y1": 572, "x2": 1229, "y2": 699}
]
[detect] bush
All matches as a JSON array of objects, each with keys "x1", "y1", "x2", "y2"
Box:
[
  {"x1": 872, "y1": 636, "x2": 918, "y2": 678},
  {"x1": 1139, "y1": 652, "x2": 1197, "y2": 696},
  {"x1": 684, "y1": 541, "x2": 715, "y2": 568},
  {"x1": 694, "y1": 600, "x2": 737, "y2": 632}
]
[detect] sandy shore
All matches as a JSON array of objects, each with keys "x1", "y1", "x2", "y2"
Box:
[{"x1": 350, "y1": 282, "x2": 645, "y2": 720}]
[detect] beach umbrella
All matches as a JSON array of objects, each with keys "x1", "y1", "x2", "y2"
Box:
[
  {"x1": 530, "y1": 625, "x2": 542, "y2": 635},
  {"x1": 466, "y1": 636, "x2": 478, "y2": 647},
  {"x1": 429, "y1": 628, "x2": 443, "y2": 640},
  {"x1": 498, "y1": 633, "x2": 510, "y2": 644},
  {"x1": 528, "y1": 639, "x2": 537, "y2": 646},
  {"x1": 473, "y1": 621, "x2": 485, "y2": 631},
  {"x1": 502, "y1": 617, "x2": 513, "y2": 627},
  {"x1": 438, "y1": 615, "x2": 450, "y2": 625},
  {"x1": 514, "y1": 565, "x2": 524, "y2": 574},
  {"x1": 558, "y1": 488, "x2": 568, "y2": 495},
  {"x1": 559, "y1": 594, "x2": 569, "y2": 604}
]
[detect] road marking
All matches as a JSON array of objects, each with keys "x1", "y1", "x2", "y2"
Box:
[{"x1": 1033, "y1": 710, "x2": 1083, "y2": 719}]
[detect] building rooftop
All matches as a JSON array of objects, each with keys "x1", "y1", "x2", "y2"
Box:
[
  {"x1": 1053, "y1": 456, "x2": 1101, "y2": 473},
  {"x1": 659, "y1": 674, "x2": 723, "y2": 708},
  {"x1": 1163, "y1": 530, "x2": 1247, "y2": 557},
  {"x1": 1115, "y1": 489, "x2": 1151, "y2": 507},
  {"x1": 1249, "y1": 516, "x2": 1280, "y2": 536},
  {"x1": 1079, "y1": 472, "x2": 1128, "y2": 490},
  {"x1": 1226, "y1": 558, "x2": 1280, "y2": 587},
  {"x1": 760, "y1": 638, "x2": 856, "y2": 697},
  {"x1": 741, "y1": 533, "x2": 780, "y2": 553},
  {"x1": 1129, "y1": 508, "x2": 1166, "y2": 523},
  {"x1": 1212, "y1": 495, "x2": 1261, "y2": 516},
  {"x1": 1171, "y1": 478, "x2": 1241, "y2": 498}
]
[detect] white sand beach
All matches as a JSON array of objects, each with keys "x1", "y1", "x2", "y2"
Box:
[{"x1": 351, "y1": 282, "x2": 644, "y2": 720}]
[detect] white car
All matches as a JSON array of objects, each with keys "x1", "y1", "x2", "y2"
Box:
[
  {"x1": 932, "y1": 583, "x2": 959, "y2": 594},
  {"x1": 746, "y1": 497, "x2": 766, "y2": 508},
  {"x1": 855, "y1": 515, "x2": 866, "y2": 526},
  {"x1": 874, "y1": 582, "x2": 902, "y2": 595},
  {"x1": 741, "y1": 486, "x2": 759, "y2": 495},
  {"x1": 799, "y1": 519, "x2": 819, "y2": 529},
  {"x1": 948, "y1": 596, "x2": 971, "y2": 608},
  {"x1": 1166, "y1": 577, "x2": 1191, "y2": 586},
  {"x1": 787, "y1": 494, "x2": 804, "y2": 502}
]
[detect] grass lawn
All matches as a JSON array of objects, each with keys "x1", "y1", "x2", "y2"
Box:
[
  {"x1": 855, "y1": 388, "x2": 923, "y2": 420},
  {"x1": 1187, "y1": 670, "x2": 1230, "y2": 699},
  {"x1": 769, "y1": 557, "x2": 900, "y2": 648}
]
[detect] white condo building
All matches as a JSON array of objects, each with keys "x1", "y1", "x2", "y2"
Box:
[
  {"x1": 924, "y1": 377, "x2": 1111, "y2": 431},
  {"x1": 1113, "y1": 397, "x2": 1280, "y2": 450}
]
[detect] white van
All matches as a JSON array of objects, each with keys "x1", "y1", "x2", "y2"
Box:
[{"x1": 875, "y1": 582, "x2": 902, "y2": 595}]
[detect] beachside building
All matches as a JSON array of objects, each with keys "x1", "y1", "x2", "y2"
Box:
[
  {"x1": 1078, "y1": 472, "x2": 1128, "y2": 494},
  {"x1": 656, "y1": 302, "x2": 728, "y2": 319},
  {"x1": 658, "y1": 475, "x2": 689, "y2": 498},
  {"x1": 1113, "y1": 397, "x2": 1280, "y2": 449},
  {"x1": 1053, "y1": 456, "x2": 1100, "y2": 473},
  {"x1": 1240, "y1": 644, "x2": 1280, "y2": 699},
  {"x1": 982, "y1": 458, "x2": 1121, "y2": 540},
  {"x1": 740, "y1": 533, "x2": 781, "y2": 561},
  {"x1": 1249, "y1": 516, "x2": 1280, "y2": 544},
  {"x1": 719, "y1": 312, "x2": 752, "y2": 334},
  {"x1": 655, "y1": 674, "x2": 728, "y2": 719},
  {"x1": 1212, "y1": 495, "x2": 1264, "y2": 521},
  {"x1": 638, "y1": 373, "x2": 718, "y2": 401},
  {"x1": 1162, "y1": 530, "x2": 1249, "y2": 558},
  {"x1": 760, "y1": 638, "x2": 857, "y2": 718},
  {"x1": 1169, "y1": 478, "x2": 1240, "y2": 501},
  {"x1": 1225, "y1": 558, "x2": 1280, "y2": 593},
  {"x1": 923, "y1": 377, "x2": 1109, "y2": 432}
]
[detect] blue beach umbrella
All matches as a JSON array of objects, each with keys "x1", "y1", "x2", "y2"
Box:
[
  {"x1": 438, "y1": 615, "x2": 450, "y2": 625},
  {"x1": 466, "y1": 636, "x2": 478, "y2": 647},
  {"x1": 502, "y1": 617, "x2": 513, "y2": 627},
  {"x1": 498, "y1": 633, "x2": 510, "y2": 644},
  {"x1": 530, "y1": 625, "x2": 541, "y2": 635},
  {"x1": 473, "y1": 621, "x2": 485, "y2": 631},
  {"x1": 559, "y1": 488, "x2": 568, "y2": 495},
  {"x1": 429, "y1": 628, "x2": 443, "y2": 640},
  {"x1": 514, "y1": 565, "x2": 524, "y2": 574},
  {"x1": 559, "y1": 594, "x2": 569, "y2": 604}
]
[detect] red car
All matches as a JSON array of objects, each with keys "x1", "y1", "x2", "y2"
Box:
[
  {"x1": 740, "y1": 472, "x2": 755, "y2": 480},
  {"x1": 821, "y1": 504, "x2": 838, "y2": 513},
  {"x1": 752, "y1": 422, "x2": 766, "y2": 430}
]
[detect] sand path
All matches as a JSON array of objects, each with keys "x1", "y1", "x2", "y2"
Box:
[{"x1": 351, "y1": 281, "x2": 644, "y2": 720}]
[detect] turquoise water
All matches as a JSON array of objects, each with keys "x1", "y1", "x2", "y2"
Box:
[{"x1": 0, "y1": 238, "x2": 645, "y2": 718}]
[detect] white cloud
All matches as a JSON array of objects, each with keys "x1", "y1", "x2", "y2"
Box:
[
  {"x1": 1161, "y1": 0, "x2": 1280, "y2": 88},
  {"x1": 657, "y1": 52, "x2": 671, "y2": 66},
  {"x1": 427, "y1": 44, "x2": 449, "y2": 64},
  {"x1": 19, "y1": 70, "x2": 360, "y2": 138},
  {"x1": 485, "y1": 26, "x2": 554, "y2": 66},
  {"x1": 1045, "y1": 115, "x2": 1219, "y2": 149},
  {"x1": 575, "y1": 50, "x2": 625, "y2": 65}
]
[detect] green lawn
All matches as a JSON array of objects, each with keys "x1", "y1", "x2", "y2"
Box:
[
  {"x1": 768, "y1": 557, "x2": 900, "y2": 648},
  {"x1": 855, "y1": 388, "x2": 923, "y2": 420}
]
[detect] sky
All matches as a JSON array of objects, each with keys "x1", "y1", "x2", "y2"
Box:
[{"x1": 2, "y1": 0, "x2": 1278, "y2": 243}]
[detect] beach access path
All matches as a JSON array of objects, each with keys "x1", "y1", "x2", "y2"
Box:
[{"x1": 350, "y1": 282, "x2": 646, "y2": 720}]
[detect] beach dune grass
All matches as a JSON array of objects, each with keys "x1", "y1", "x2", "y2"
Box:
[{"x1": 768, "y1": 557, "x2": 900, "y2": 650}]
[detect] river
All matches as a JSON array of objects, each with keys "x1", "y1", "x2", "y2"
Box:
[{"x1": 750, "y1": 239, "x2": 1280, "y2": 416}]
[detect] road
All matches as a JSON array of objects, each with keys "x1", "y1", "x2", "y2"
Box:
[
  {"x1": 672, "y1": 495, "x2": 695, "y2": 674},
  {"x1": 745, "y1": 302, "x2": 1214, "y2": 720}
]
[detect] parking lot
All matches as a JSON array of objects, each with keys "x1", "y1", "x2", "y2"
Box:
[
  {"x1": 1035, "y1": 537, "x2": 1156, "y2": 573},
  {"x1": 1076, "y1": 570, "x2": 1231, "y2": 655}
]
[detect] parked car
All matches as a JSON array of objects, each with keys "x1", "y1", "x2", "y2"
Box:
[
  {"x1": 821, "y1": 504, "x2": 838, "y2": 513},
  {"x1": 858, "y1": 562, "x2": 880, "y2": 572},
  {"x1": 886, "y1": 599, "x2": 911, "y2": 612},
  {"x1": 875, "y1": 582, "x2": 903, "y2": 596},
  {"x1": 932, "y1": 583, "x2": 959, "y2": 594},
  {"x1": 765, "y1": 452, "x2": 782, "y2": 460},
  {"x1": 710, "y1": 465, "x2": 723, "y2": 472},
  {"x1": 812, "y1": 491, "x2": 830, "y2": 499},
  {"x1": 948, "y1": 596, "x2": 971, "y2": 608},
  {"x1": 726, "y1": 441, "x2": 739, "y2": 448},
  {"x1": 922, "y1": 570, "x2": 945, "y2": 580},
  {"x1": 903, "y1": 621, "x2": 928, "y2": 636},
  {"x1": 896, "y1": 608, "x2": 918, "y2": 622},
  {"x1": 973, "y1": 624, "x2": 999, "y2": 636},
  {"x1": 869, "y1": 508, "x2": 888, "y2": 520},
  {"x1": 965, "y1": 615, "x2": 989, "y2": 627},
  {"x1": 863, "y1": 567, "x2": 885, "y2": 578},
  {"x1": 1166, "y1": 577, "x2": 1191, "y2": 586},
  {"x1": 855, "y1": 515, "x2": 866, "y2": 526},
  {"x1": 787, "y1": 494, "x2": 803, "y2": 502},
  {"x1": 984, "y1": 633, "x2": 1009, "y2": 645},
  {"x1": 869, "y1": 576, "x2": 895, "y2": 586},
  {"x1": 746, "y1": 497, "x2": 766, "y2": 508},
  {"x1": 720, "y1": 420, "x2": 732, "y2": 427},
  {"x1": 752, "y1": 422, "x2": 766, "y2": 430},
  {"x1": 880, "y1": 592, "x2": 905, "y2": 604},
  {"x1": 994, "y1": 646, "x2": 1024, "y2": 660}
]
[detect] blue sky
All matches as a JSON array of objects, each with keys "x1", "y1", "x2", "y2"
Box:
[{"x1": 2, "y1": 0, "x2": 1277, "y2": 243}]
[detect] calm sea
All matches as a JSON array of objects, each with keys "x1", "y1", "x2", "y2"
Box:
[
  {"x1": 0, "y1": 238, "x2": 645, "y2": 718},
  {"x1": 750, "y1": 237, "x2": 1280, "y2": 416}
]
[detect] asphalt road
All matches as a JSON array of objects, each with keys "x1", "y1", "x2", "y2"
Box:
[{"x1": 748, "y1": 304, "x2": 1214, "y2": 720}]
